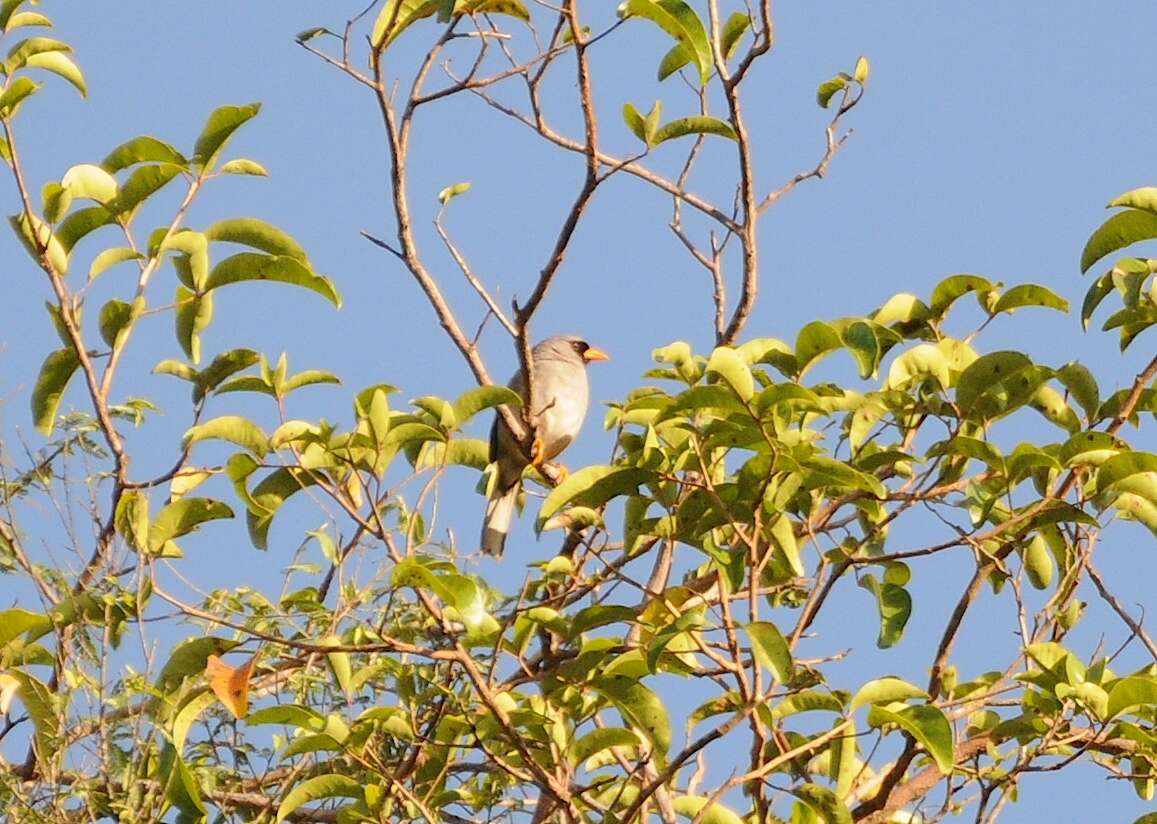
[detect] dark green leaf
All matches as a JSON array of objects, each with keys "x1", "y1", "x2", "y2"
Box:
[
  {"x1": 746, "y1": 621, "x2": 793, "y2": 683},
  {"x1": 719, "y1": 12, "x2": 750, "y2": 61},
  {"x1": 619, "y1": 0, "x2": 712, "y2": 85},
  {"x1": 184, "y1": 415, "x2": 269, "y2": 457},
  {"x1": 849, "y1": 677, "x2": 927, "y2": 712},
  {"x1": 205, "y1": 217, "x2": 309, "y2": 264},
  {"x1": 275, "y1": 774, "x2": 363, "y2": 821},
  {"x1": 653, "y1": 116, "x2": 737, "y2": 144},
  {"x1": 102, "y1": 135, "x2": 188, "y2": 172},
  {"x1": 193, "y1": 102, "x2": 261, "y2": 169},
  {"x1": 205, "y1": 252, "x2": 341, "y2": 308},
  {"x1": 992, "y1": 283, "x2": 1069, "y2": 314},
  {"x1": 593, "y1": 676, "x2": 671, "y2": 764},
  {"x1": 1081, "y1": 209, "x2": 1157, "y2": 273},
  {"x1": 98, "y1": 298, "x2": 137, "y2": 348},
  {"x1": 867, "y1": 704, "x2": 954, "y2": 773},
  {"x1": 859, "y1": 574, "x2": 911, "y2": 648},
  {"x1": 148, "y1": 498, "x2": 234, "y2": 553},
  {"x1": 538, "y1": 466, "x2": 657, "y2": 529},
  {"x1": 31, "y1": 347, "x2": 78, "y2": 436}
]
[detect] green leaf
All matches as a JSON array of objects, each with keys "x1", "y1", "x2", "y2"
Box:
[
  {"x1": 205, "y1": 217, "x2": 309, "y2": 264},
  {"x1": 98, "y1": 298, "x2": 137, "y2": 348},
  {"x1": 569, "y1": 604, "x2": 638, "y2": 637},
  {"x1": 1106, "y1": 680, "x2": 1157, "y2": 717},
  {"x1": 623, "y1": 101, "x2": 661, "y2": 146},
  {"x1": 193, "y1": 102, "x2": 261, "y2": 169},
  {"x1": 246, "y1": 468, "x2": 317, "y2": 550},
  {"x1": 671, "y1": 795, "x2": 745, "y2": 824},
  {"x1": 1023, "y1": 533, "x2": 1053, "y2": 590},
  {"x1": 796, "y1": 320, "x2": 843, "y2": 377},
  {"x1": 148, "y1": 498, "x2": 234, "y2": 553},
  {"x1": 155, "y1": 636, "x2": 240, "y2": 693},
  {"x1": 859, "y1": 574, "x2": 911, "y2": 648},
  {"x1": 61, "y1": 163, "x2": 117, "y2": 203},
  {"x1": 371, "y1": 0, "x2": 439, "y2": 48},
  {"x1": 1081, "y1": 209, "x2": 1157, "y2": 273},
  {"x1": 853, "y1": 55, "x2": 870, "y2": 85},
  {"x1": 619, "y1": 0, "x2": 712, "y2": 86},
  {"x1": 218, "y1": 158, "x2": 268, "y2": 176},
  {"x1": 706, "y1": 346, "x2": 754, "y2": 401},
  {"x1": 567, "y1": 727, "x2": 639, "y2": 767},
  {"x1": 795, "y1": 783, "x2": 852, "y2": 824},
  {"x1": 437, "y1": 181, "x2": 471, "y2": 204},
  {"x1": 955, "y1": 351, "x2": 1032, "y2": 414},
  {"x1": 450, "y1": 385, "x2": 520, "y2": 425},
  {"x1": 817, "y1": 73, "x2": 849, "y2": 108},
  {"x1": 7, "y1": 671, "x2": 60, "y2": 766},
  {"x1": 768, "y1": 689, "x2": 844, "y2": 721},
  {"x1": 0, "y1": 75, "x2": 39, "y2": 115},
  {"x1": 247, "y1": 704, "x2": 325, "y2": 730},
  {"x1": 5, "y1": 12, "x2": 52, "y2": 31},
  {"x1": 991, "y1": 283, "x2": 1069, "y2": 314},
  {"x1": 115, "y1": 489, "x2": 150, "y2": 552},
  {"x1": 538, "y1": 466, "x2": 657, "y2": 529},
  {"x1": 30, "y1": 347, "x2": 79, "y2": 436},
  {"x1": 195, "y1": 348, "x2": 261, "y2": 401},
  {"x1": 276, "y1": 774, "x2": 363, "y2": 822},
  {"x1": 1056, "y1": 362, "x2": 1099, "y2": 421},
  {"x1": 719, "y1": 12, "x2": 751, "y2": 61},
  {"x1": 321, "y1": 635, "x2": 353, "y2": 699},
  {"x1": 281, "y1": 369, "x2": 340, "y2": 394},
  {"x1": 458, "y1": 0, "x2": 531, "y2": 21},
  {"x1": 849, "y1": 677, "x2": 927, "y2": 712},
  {"x1": 929, "y1": 273, "x2": 994, "y2": 313},
  {"x1": 102, "y1": 135, "x2": 188, "y2": 172},
  {"x1": 746, "y1": 621, "x2": 793, "y2": 683},
  {"x1": 841, "y1": 320, "x2": 880, "y2": 379},
  {"x1": 109, "y1": 164, "x2": 182, "y2": 216},
  {"x1": 657, "y1": 43, "x2": 691, "y2": 81},
  {"x1": 1097, "y1": 452, "x2": 1157, "y2": 491},
  {"x1": 24, "y1": 50, "x2": 85, "y2": 96},
  {"x1": 867, "y1": 704, "x2": 954, "y2": 773},
  {"x1": 295, "y1": 27, "x2": 330, "y2": 44},
  {"x1": 56, "y1": 205, "x2": 113, "y2": 252},
  {"x1": 5, "y1": 36, "x2": 72, "y2": 69},
  {"x1": 593, "y1": 675, "x2": 671, "y2": 763},
  {"x1": 171, "y1": 689, "x2": 217, "y2": 751},
  {"x1": 886, "y1": 343, "x2": 949, "y2": 390},
  {"x1": 184, "y1": 416, "x2": 270, "y2": 457},
  {"x1": 0, "y1": 608, "x2": 51, "y2": 646},
  {"x1": 175, "y1": 286, "x2": 212, "y2": 364},
  {"x1": 205, "y1": 252, "x2": 341, "y2": 308},
  {"x1": 89, "y1": 247, "x2": 142, "y2": 281},
  {"x1": 1108, "y1": 187, "x2": 1157, "y2": 214},
  {"x1": 10, "y1": 211, "x2": 68, "y2": 274},
  {"x1": 653, "y1": 116, "x2": 737, "y2": 144}
]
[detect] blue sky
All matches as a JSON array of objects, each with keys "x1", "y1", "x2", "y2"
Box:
[{"x1": 3, "y1": 2, "x2": 1157, "y2": 820}]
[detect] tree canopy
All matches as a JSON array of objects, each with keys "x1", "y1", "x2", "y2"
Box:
[{"x1": 3, "y1": 3, "x2": 1157, "y2": 824}]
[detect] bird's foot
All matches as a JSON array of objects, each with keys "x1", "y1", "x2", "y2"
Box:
[
  {"x1": 545, "y1": 462, "x2": 569, "y2": 483},
  {"x1": 530, "y1": 436, "x2": 546, "y2": 467}
]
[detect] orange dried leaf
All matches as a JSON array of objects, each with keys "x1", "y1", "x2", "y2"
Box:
[{"x1": 205, "y1": 653, "x2": 256, "y2": 719}]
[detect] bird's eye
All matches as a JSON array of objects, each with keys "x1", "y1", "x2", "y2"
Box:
[{"x1": 573, "y1": 340, "x2": 589, "y2": 354}]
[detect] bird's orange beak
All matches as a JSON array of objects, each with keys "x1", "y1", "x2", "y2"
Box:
[{"x1": 583, "y1": 346, "x2": 610, "y2": 363}]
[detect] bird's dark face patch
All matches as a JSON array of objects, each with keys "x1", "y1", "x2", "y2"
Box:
[{"x1": 571, "y1": 339, "x2": 591, "y2": 357}]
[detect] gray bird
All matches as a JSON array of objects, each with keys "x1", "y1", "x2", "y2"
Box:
[{"x1": 480, "y1": 335, "x2": 609, "y2": 557}]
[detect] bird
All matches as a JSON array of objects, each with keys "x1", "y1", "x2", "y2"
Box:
[{"x1": 480, "y1": 335, "x2": 609, "y2": 557}]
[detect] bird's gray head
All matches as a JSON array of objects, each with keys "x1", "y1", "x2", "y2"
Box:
[{"x1": 534, "y1": 335, "x2": 610, "y2": 366}]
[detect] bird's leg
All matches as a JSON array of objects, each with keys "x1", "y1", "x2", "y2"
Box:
[
  {"x1": 529, "y1": 435, "x2": 546, "y2": 467},
  {"x1": 544, "y1": 462, "x2": 569, "y2": 482}
]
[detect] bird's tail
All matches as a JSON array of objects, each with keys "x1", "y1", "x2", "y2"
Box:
[{"x1": 481, "y1": 485, "x2": 518, "y2": 557}]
